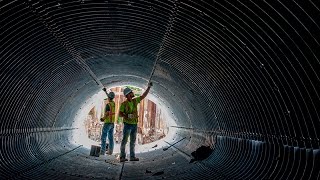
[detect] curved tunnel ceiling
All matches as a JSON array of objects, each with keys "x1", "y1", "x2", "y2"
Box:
[{"x1": 1, "y1": 0, "x2": 320, "y2": 179}]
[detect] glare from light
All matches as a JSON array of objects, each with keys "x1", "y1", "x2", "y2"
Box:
[{"x1": 71, "y1": 86, "x2": 177, "y2": 153}]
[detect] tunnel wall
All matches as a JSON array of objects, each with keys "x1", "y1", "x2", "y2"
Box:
[{"x1": 1, "y1": 0, "x2": 320, "y2": 179}]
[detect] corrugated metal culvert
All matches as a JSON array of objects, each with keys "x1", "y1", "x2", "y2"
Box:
[{"x1": 1, "y1": 0, "x2": 319, "y2": 179}]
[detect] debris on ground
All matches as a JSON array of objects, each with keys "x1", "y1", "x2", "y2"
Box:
[
  {"x1": 146, "y1": 169, "x2": 152, "y2": 173},
  {"x1": 190, "y1": 145, "x2": 213, "y2": 163},
  {"x1": 163, "y1": 137, "x2": 186, "y2": 151},
  {"x1": 152, "y1": 144, "x2": 158, "y2": 148},
  {"x1": 152, "y1": 170, "x2": 164, "y2": 176}
]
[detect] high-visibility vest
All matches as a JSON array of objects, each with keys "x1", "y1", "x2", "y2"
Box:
[
  {"x1": 122, "y1": 98, "x2": 139, "y2": 124},
  {"x1": 104, "y1": 101, "x2": 115, "y2": 123}
]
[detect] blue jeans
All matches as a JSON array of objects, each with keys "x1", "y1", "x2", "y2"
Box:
[
  {"x1": 101, "y1": 123, "x2": 114, "y2": 155},
  {"x1": 120, "y1": 123, "x2": 137, "y2": 158}
]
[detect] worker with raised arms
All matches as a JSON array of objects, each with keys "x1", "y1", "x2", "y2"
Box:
[{"x1": 119, "y1": 82, "x2": 153, "y2": 162}]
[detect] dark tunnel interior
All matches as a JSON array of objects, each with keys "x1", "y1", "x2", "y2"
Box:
[{"x1": 1, "y1": 0, "x2": 320, "y2": 179}]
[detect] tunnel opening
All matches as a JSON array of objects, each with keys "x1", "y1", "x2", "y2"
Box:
[
  {"x1": 71, "y1": 84, "x2": 179, "y2": 154},
  {"x1": 78, "y1": 85, "x2": 173, "y2": 153}
]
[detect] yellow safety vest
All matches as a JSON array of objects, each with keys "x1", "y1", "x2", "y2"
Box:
[
  {"x1": 122, "y1": 98, "x2": 139, "y2": 124},
  {"x1": 104, "y1": 101, "x2": 115, "y2": 123}
]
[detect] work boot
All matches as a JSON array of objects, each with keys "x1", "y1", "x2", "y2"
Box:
[
  {"x1": 120, "y1": 158, "x2": 128, "y2": 162},
  {"x1": 130, "y1": 157, "x2": 139, "y2": 161}
]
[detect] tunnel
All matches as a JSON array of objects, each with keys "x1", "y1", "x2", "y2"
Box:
[{"x1": 1, "y1": 0, "x2": 320, "y2": 179}]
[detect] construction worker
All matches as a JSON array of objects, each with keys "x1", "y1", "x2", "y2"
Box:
[
  {"x1": 119, "y1": 82, "x2": 153, "y2": 162},
  {"x1": 100, "y1": 88, "x2": 116, "y2": 155}
]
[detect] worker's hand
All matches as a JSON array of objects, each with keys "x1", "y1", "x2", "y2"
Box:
[
  {"x1": 102, "y1": 88, "x2": 106, "y2": 91},
  {"x1": 148, "y1": 82, "x2": 153, "y2": 87}
]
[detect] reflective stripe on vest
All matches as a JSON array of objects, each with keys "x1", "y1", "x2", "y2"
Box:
[{"x1": 105, "y1": 101, "x2": 115, "y2": 123}]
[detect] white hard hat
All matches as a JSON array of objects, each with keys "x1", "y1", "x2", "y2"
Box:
[{"x1": 123, "y1": 88, "x2": 132, "y2": 96}]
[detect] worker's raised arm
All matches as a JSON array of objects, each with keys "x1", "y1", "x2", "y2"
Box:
[
  {"x1": 102, "y1": 87, "x2": 109, "y2": 97},
  {"x1": 140, "y1": 82, "x2": 153, "y2": 100}
]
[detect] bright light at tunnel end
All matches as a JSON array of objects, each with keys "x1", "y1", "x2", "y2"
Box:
[{"x1": 71, "y1": 85, "x2": 177, "y2": 153}]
